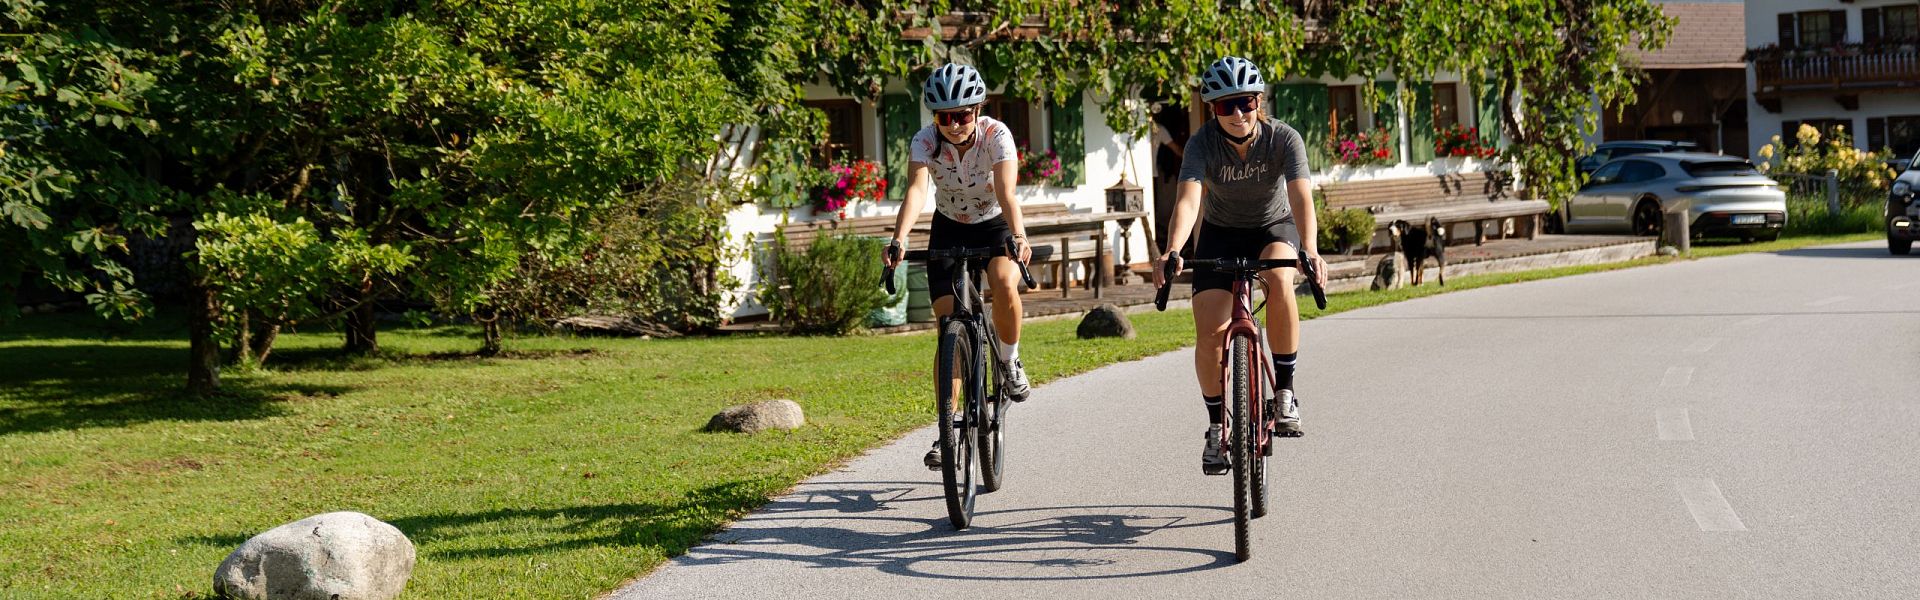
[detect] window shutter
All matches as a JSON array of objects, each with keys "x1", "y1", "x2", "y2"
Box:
[
  {"x1": 1410, "y1": 81, "x2": 1436, "y2": 163},
  {"x1": 1373, "y1": 80, "x2": 1401, "y2": 163},
  {"x1": 1271, "y1": 83, "x2": 1330, "y2": 172},
  {"x1": 881, "y1": 94, "x2": 919, "y2": 200},
  {"x1": 1831, "y1": 10, "x2": 1849, "y2": 44},
  {"x1": 1779, "y1": 13, "x2": 1797, "y2": 48},
  {"x1": 1048, "y1": 92, "x2": 1085, "y2": 187},
  {"x1": 1869, "y1": 117, "x2": 1888, "y2": 152},
  {"x1": 1865, "y1": 8, "x2": 1883, "y2": 45},
  {"x1": 1477, "y1": 78, "x2": 1503, "y2": 147}
]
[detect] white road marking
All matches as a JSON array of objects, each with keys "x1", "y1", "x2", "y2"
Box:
[
  {"x1": 1676, "y1": 478, "x2": 1747, "y2": 531},
  {"x1": 1683, "y1": 338, "x2": 1722, "y2": 354},
  {"x1": 1731, "y1": 315, "x2": 1779, "y2": 328},
  {"x1": 1807, "y1": 295, "x2": 1851, "y2": 307},
  {"x1": 1661, "y1": 367, "x2": 1695, "y2": 388},
  {"x1": 1656, "y1": 408, "x2": 1695, "y2": 441}
]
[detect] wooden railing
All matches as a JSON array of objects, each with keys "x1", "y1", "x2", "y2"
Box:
[{"x1": 1754, "y1": 51, "x2": 1920, "y2": 90}]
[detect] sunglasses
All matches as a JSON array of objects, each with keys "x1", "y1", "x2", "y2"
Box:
[
  {"x1": 936, "y1": 109, "x2": 977, "y2": 127},
  {"x1": 1210, "y1": 95, "x2": 1260, "y2": 117}
]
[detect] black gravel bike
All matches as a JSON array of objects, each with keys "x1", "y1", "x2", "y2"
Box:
[
  {"x1": 1155, "y1": 244, "x2": 1326, "y2": 562},
  {"x1": 883, "y1": 238, "x2": 1040, "y2": 529}
]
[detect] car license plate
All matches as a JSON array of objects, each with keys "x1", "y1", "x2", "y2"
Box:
[{"x1": 1732, "y1": 214, "x2": 1765, "y2": 225}]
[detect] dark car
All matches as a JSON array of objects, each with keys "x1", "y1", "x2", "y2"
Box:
[
  {"x1": 1577, "y1": 140, "x2": 1702, "y2": 175},
  {"x1": 1890, "y1": 149, "x2": 1919, "y2": 255}
]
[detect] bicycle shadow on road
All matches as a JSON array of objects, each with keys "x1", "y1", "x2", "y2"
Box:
[{"x1": 669, "y1": 480, "x2": 1239, "y2": 581}]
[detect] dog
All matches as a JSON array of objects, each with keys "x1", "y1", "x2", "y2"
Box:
[
  {"x1": 1390, "y1": 217, "x2": 1447, "y2": 286},
  {"x1": 1371, "y1": 224, "x2": 1404, "y2": 291}
]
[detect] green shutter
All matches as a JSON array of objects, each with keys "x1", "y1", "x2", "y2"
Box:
[
  {"x1": 1409, "y1": 81, "x2": 1435, "y2": 163},
  {"x1": 1373, "y1": 80, "x2": 1400, "y2": 164},
  {"x1": 881, "y1": 93, "x2": 919, "y2": 200},
  {"x1": 1477, "y1": 78, "x2": 1502, "y2": 148},
  {"x1": 1049, "y1": 93, "x2": 1085, "y2": 186},
  {"x1": 1271, "y1": 83, "x2": 1330, "y2": 172}
]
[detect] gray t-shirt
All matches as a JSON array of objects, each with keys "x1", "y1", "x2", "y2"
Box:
[{"x1": 1177, "y1": 118, "x2": 1312, "y2": 228}]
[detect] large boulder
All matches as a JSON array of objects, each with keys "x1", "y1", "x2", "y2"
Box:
[
  {"x1": 214, "y1": 512, "x2": 415, "y2": 600},
  {"x1": 1076, "y1": 303, "x2": 1135, "y2": 339},
  {"x1": 707, "y1": 399, "x2": 805, "y2": 433}
]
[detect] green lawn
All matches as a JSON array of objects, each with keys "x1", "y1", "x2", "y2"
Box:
[{"x1": 0, "y1": 231, "x2": 1879, "y2": 598}]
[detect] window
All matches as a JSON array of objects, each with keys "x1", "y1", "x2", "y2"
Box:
[
  {"x1": 1588, "y1": 161, "x2": 1625, "y2": 185},
  {"x1": 1682, "y1": 160, "x2": 1761, "y2": 178},
  {"x1": 1328, "y1": 85, "x2": 1359, "y2": 136},
  {"x1": 1867, "y1": 115, "x2": 1920, "y2": 158},
  {"x1": 1618, "y1": 160, "x2": 1666, "y2": 184},
  {"x1": 1779, "y1": 10, "x2": 1847, "y2": 49},
  {"x1": 804, "y1": 99, "x2": 866, "y2": 167},
  {"x1": 984, "y1": 95, "x2": 1032, "y2": 149},
  {"x1": 1865, "y1": 5, "x2": 1920, "y2": 44},
  {"x1": 1432, "y1": 83, "x2": 1460, "y2": 130}
]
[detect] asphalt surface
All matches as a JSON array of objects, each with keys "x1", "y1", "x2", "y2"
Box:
[{"x1": 612, "y1": 241, "x2": 1920, "y2": 600}]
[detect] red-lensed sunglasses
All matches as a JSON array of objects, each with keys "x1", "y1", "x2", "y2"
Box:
[
  {"x1": 936, "y1": 109, "x2": 977, "y2": 127},
  {"x1": 1210, "y1": 95, "x2": 1260, "y2": 117}
]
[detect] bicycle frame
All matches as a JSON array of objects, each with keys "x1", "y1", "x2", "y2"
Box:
[{"x1": 1221, "y1": 273, "x2": 1276, "y2": 456}]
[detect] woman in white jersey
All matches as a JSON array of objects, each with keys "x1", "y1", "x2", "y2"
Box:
[{"x1": 882, "y1": 63, "x2": 1034, "y2": 470}]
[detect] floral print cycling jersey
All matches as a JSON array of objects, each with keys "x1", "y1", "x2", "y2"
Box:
[{"x1": 910, "y1": 115, "x2": 1019, "y2": 224}]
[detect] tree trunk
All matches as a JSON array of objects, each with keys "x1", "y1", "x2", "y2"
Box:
[
  {"x1": 251, "y1": 323, "x2": 280, "y2": 365},
  {"x1": 478, "y1": 307, "x2": 502, "y2": 356},
  {"x1": 343, "y1": 282, "x2": 377, "y2": 354},
  {"x1": 186, "y1": 280, "x2": 222, "y2": 395}
]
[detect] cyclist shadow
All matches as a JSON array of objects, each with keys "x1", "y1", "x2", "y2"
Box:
[{"x1": 675, "y1": 480, "x2": 1238, "y2": 580}]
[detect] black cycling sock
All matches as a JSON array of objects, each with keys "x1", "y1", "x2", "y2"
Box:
[
  {"x1": 1204, "y1": 394, "x2": 1224, "y2": 424},
  {"x1": 1273, "y1": 352, "x2": 1297, "y2": 393}
]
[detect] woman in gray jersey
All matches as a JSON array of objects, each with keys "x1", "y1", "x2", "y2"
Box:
[{"x1": 1152, "y1": 56, "x2": 1328, "y2": 475}]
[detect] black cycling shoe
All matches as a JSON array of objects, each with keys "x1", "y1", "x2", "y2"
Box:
[{"x1": 923, "y1": 441, "x2": 942, "y2": 471}]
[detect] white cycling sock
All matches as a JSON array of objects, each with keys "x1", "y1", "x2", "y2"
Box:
[{"x1": 998, "y1": 340, "x2": 1019, "y2": 363}]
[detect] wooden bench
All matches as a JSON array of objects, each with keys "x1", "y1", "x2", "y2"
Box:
[
  {"x1": 1319, "y1": 172, "x2": 1551, "y2": 253},
  {"x1": 773, "y1": 203, "x2": 1098, "y2": 295}
]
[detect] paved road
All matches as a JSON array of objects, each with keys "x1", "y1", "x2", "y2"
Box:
[{"x1": 613, "y1": 242, "x2": 1920, "y2": 599}]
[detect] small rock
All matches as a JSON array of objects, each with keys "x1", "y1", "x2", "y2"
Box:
[
  {"x1": 1076, "y1": 304, "x2": 1135, "y2": 339},
  {"x1": 17, "y1": 305, "x2": 34, "y2": 316},
  {"x1": 1657, "y1": 245, "x2": 1681, "y2": 257},
  {"x1": 213, "y1": 511, "x2": 415, "y2": 600},
  {"x1": 34, "y1": 303, "x2": 58, "y2": 314},
  {"x1": 707, "y1": 399, "x2": 805, "y2": 433}
]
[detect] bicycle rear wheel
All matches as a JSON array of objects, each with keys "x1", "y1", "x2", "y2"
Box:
[
  {"x1": 936, "y1": 321, "x2": 979, "y2": 529},
  {"x1": 1229, "y1": 334, "x2": 1254, "y2": 562}
]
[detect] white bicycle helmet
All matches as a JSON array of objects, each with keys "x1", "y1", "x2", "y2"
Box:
[
  {"x1": 1200, "y1": 56, "x2": 1265, "y2": 102},
  {"x1": 923, "y1": 63, "x2": 988, "y2": 111}
]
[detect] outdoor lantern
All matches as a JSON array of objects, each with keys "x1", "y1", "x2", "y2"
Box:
[{"x1": 1105, "y1": 175, "x2": 1144, "y2": 213}]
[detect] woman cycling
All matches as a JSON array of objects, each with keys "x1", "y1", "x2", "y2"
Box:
[
  {"x1": 882, "y1": 63, "x2": 1035, "y2": 470},
  {"x1": 1152, "y1": 56, "x2": 1328, "y2": 475}
]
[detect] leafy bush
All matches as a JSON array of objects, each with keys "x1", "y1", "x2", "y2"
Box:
[
  {"x1": 1316, "y1": 203, "x2": 1377, "y2": 254},
  {"x1": 764, "y1": 232, "x2": 891, "y2": 335},
  {"x1": 1757, "y1": 125, "x2": 1898, "y2": 203},
  {"x1": 489, "y1": 176, "x2": 741, "y2": 335}
]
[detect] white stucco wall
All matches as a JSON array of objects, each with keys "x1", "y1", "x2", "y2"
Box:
[{"x1": 1744, "y1": 0, "x2": 1920, "y2": 159}]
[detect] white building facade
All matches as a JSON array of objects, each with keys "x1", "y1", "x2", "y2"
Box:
[{"x1": 1745, "y1": 0, "x2": 1920, "y2": 158}]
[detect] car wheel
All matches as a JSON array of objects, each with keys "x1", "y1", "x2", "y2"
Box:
[
  {"x1": 1632, "y1": 200, "x2": 1663, "y2": 237},
  {"x1": 1893, "y1": 235, "x2": 1914, "y2": 255}
]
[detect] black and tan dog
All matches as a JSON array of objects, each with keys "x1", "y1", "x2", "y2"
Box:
[{"x1": 1390, "y1": 217, "x2": 1447, "y2": 286}]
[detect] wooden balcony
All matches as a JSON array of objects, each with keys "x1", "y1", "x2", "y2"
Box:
[{"x1": 1752, "y1": 51, "x2": 1920, "y2": 112}]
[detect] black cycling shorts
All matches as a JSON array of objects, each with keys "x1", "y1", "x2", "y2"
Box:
[
  {"x1": 1191, "y1": 217, "x2": 1301, "y2": 294},
  {"x1": 927, "y1": 213, "x2": 1013, "y2": 301}
]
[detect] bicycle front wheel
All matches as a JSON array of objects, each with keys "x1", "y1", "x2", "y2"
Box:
[
  {"x1": 936, "y1": 321, "x2": 979, "y2": 529},
  {"x1": 1229, "y1": 333, "x2": 1254, "y2": 562}
]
